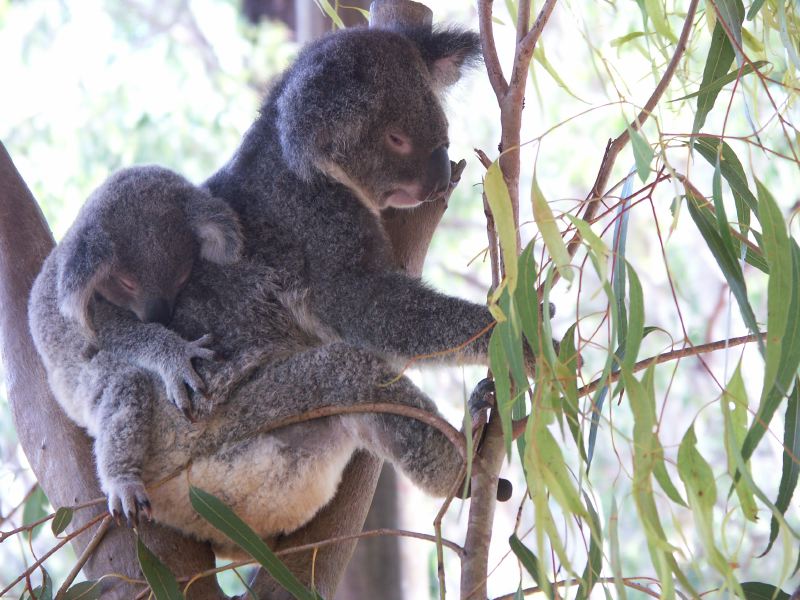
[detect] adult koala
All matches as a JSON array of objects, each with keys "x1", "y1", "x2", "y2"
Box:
[{"x1": 95, "y1": 26, "x2": 502, "y2": 557}]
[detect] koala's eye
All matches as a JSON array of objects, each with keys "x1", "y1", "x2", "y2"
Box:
[
  {"x1": 386, "y1": 131, "x2": 412, "y2": 155},
  {"x1": 114, "y1": 275, "x2": 138, "y2": 293}
]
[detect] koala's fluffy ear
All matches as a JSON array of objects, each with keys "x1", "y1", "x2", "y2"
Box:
[
  {"x1": 403, "y1": 27, "x2": 482, "y2": 89},
  {"x1": 56, "y1": 224, "x2": 114, "y2": 335},
  {"x1": 186, "y1": 193, "x2": 244, "y2": 265}
]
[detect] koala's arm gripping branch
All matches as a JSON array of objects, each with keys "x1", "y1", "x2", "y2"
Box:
[
  {"x1": 0, "y1": 143, "x2": 221, "y2": 600},
  {"x1": 313, "y1": 271, "x2": 495, "y2": 364}
]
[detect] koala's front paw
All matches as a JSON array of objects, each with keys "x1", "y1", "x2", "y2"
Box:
[
  {"x1": 106, "y1": 478, "x2": 152, "y2": 527},
  {"x1": 161, "y1": 334, "x2": 216, "y2": 421}
]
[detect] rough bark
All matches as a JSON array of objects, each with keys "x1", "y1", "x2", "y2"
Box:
[{"x1": 0, "y1": 141, "x2": 221, "y2": 599}]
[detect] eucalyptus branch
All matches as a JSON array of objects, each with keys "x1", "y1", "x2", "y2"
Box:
[
  {"x1": 492, "y1": 576, "x2": 664, "y2": 599},
  {"x1": 183, "y1": 527, "x2": 464, "y2": 592},
  {"x1": 0, "y1": 512, "x2": 108, "y2": 597},
  {"x1": 558, "y1": 0, "x2": 700, "y2": 286},
  {"x1": 477, "y1": 0, "x2": 509, "y2": 100},
  {"x1": 509, "y1": 332, "x2": 764, "y2": 439},
  {"x1": 55, "y1": 517, "x2": 113, "y2": 600}
]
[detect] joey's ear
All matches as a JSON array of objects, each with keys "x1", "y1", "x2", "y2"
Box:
[
  {"x1": 186, "y1": 193, "x2": 244, "y2": 265},
  {"x1": 404, "y1": 27, "x2": 482, "y2": 89},
  {"x1": 56, "y1": 224, "x2": 114, "y2": 335}
]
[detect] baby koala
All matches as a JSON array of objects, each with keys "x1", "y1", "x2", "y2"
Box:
[{"x1": 29, "y1": 165, "x2": 243, "y2": 523}]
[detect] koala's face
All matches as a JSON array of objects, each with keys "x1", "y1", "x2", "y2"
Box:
[
  {"x1": 58, "y1": 165, "x2": 244, "y2": 334},
  {"x1": 95, "y1": 207, "x2": 197, "y2": 325},
  {"x1": 277, "y1": 27, "x2": 480, "y2": 213}
]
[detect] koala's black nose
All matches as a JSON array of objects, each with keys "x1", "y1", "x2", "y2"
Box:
[
  {"x1": 427, "y1": 146, "x2": 451, "y2": 199},
  {"x1": 142, "y1": 298, "x2": 172, "y2": 325}
]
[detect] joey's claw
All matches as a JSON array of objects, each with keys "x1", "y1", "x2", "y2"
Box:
[{"x1": 468, "y1": 378, "x2": 496, "y2": 418}]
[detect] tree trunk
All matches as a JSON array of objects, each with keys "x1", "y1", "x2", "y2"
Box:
[{"x1": 0, "y1": 142, "x2": 222, "y2": 599}]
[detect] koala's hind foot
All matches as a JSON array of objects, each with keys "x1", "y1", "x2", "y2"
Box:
[
  {"x1": 463, "y1": 378, "x2": 512, "y2": 502},
  {"x1": 156, "y1": 333, "x2": 217, "y2": 420},
  {"x1": 106, "y1": 477, "x2": 152, "y2": 526}
]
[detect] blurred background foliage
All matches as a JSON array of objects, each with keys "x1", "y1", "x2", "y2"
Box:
[{"x1": 1, "y1": 0, "x2": 799, "y2": 598}]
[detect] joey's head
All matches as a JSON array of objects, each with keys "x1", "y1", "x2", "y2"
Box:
[
  {"x1": 57, "y1": 165, "x2": 244, "y2": 335},
  {"x1": 276, "y1": 26, "x2": 480, "y2": 212}
]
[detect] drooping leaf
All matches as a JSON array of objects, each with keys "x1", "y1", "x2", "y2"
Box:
[
  {"x1": 189, "y1": 487, "x2": 321, "y2": 600},
  {"x1": 623, "y1": 365, "x2": 695, "y2": 596},
  {"x1": 313, "y1": 0, "x2": 345, "y2": 29},
  {"x1": 51, "y1": 506, "x2": 73, "y2": 536},
  {"x1": 672, "y1": 61, "x2": 768, "y2": 102},
  {"x1": 30, "y1": 569, "x2": 52, "y2": 600},
  {"x1": 764, "y1": 378, "x2": 800, "y2": 555},
  {"x1": 714, "y1": 0, "x2": 745, "y2": 51},
  {"x1": 63, "y1": 581, "x2": 102, "y2": 600},
  {"x1": 485, "y1": 161, "x2": 519, "y2": 298},
  {"x1": 575, "y1": 493, "x2": 603, "y2": 600},
  {"x1": 742, "y1": 184, "x2": 800, "y2": 461},
  {"x1": 489, "y1": 326, "x2": 514, "y2": 454},
  {"x1": 693, "y1": 22, "x2": 737, "y2": 135},
  {"x1": 136, "y1": 536, "x2": 184, "y2": 600},
  {"x1": 509, "y1": 534, "x2": 543, "y2": 585},
  {"x1": 526, "y1": 408, "x2": 588, "y2": 520},
  {"x1": 643, "y1": 0, "x2": 677, "y2": 42},
  {"x1": 685, "y1": 188, "x2": 760, "y2": 339},
  {"x1": 609, "y1": 497, "x2": 627, "y2": 600},
  {"x1": 678, "y1": 425, "x2": 741, "y2": 591},
  {"x1": 557, "y1": 324, "x2": 585, "y2": 460},
  {"x1": 611, "y1": 31, "x2": 648, "y2": 48},
  {"x1": 532, "y1": 44, "x2": 586, "y2": 103},
  {"x1": 746, "y1": 0, "x2": 766, "y2": 20},
  {"x1": 531, "y1": 173, "x2": 573, "y2": 282},
  {"x1": 740, "y1": 582, "x2": 790, "y2": 600},
  {"x1": 722, "y1": 364, "x2": 758, "y2": 522},
  {"x1": 626, "y1": 125, "x2": 654, "y2": 183},
  {"x1": 23, "y1": 485, "x2": 50, "y2": 541}
]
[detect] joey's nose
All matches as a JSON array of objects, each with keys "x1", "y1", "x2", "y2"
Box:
[
  {"x1": 142, "y1": 298, "x2": 172, "y2": 325},
  {"x1": 427, "y1": 146, "x2": 451, "y2": 198}
]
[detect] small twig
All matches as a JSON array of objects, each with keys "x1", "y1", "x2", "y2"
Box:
[
  {"x1": 510, "y1": 332, "x2": 764, "y2": 439},
  {"x1": 54, "y1": 516, "x2": 112, "y2": 600},
  {"x1": 0, "y1": 512, "x2": 107, "y2": 597},
  {"x1": 182, "y1": 527, "x2": 464, "y2": 592},
  {"x1": 252, "y1": 403, "x2": 468, "y2": 466},
  {"x1": 492, "y1": 576, "x2": 664, "y2": 599},
  {"x1": 0, "y1": 483, "x2": 38, "y2": 530}
]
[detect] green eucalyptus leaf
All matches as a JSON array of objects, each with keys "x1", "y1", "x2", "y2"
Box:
[
  {"x1": 136, "y1": 536, "x2": 184, "y2": 600},
  {"x1": 190, "y1": 487, "x2": 321, "y2": 600}
]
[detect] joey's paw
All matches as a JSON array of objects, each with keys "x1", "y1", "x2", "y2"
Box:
[
  {"x1": 162, "y1": 333, "x2": 216, "y2": 420},
  {"x1": 106, "y1": 479, "x2": 152, "y2": 527},
  {"x1": 468, "y1": 378, "x2": 495, "y2": 419}
]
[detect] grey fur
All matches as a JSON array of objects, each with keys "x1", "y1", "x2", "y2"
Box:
[
  {"x1": 29, "y1": 165, "x2": 243, "y2": 521},
  {"x1": 31, "y1": 26, "x2": 506, "y2": 555}
]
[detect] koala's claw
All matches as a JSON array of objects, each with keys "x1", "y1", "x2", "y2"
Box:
[
  {"x1": 163, "y1": 333, "x2": 217, "y2": 419},
  {"x1": 107, "y1": 479, "x2": 152, "y2": 527},
  {"x1": 468, "y1": 378, "x2": 496, "y2": 419}
]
